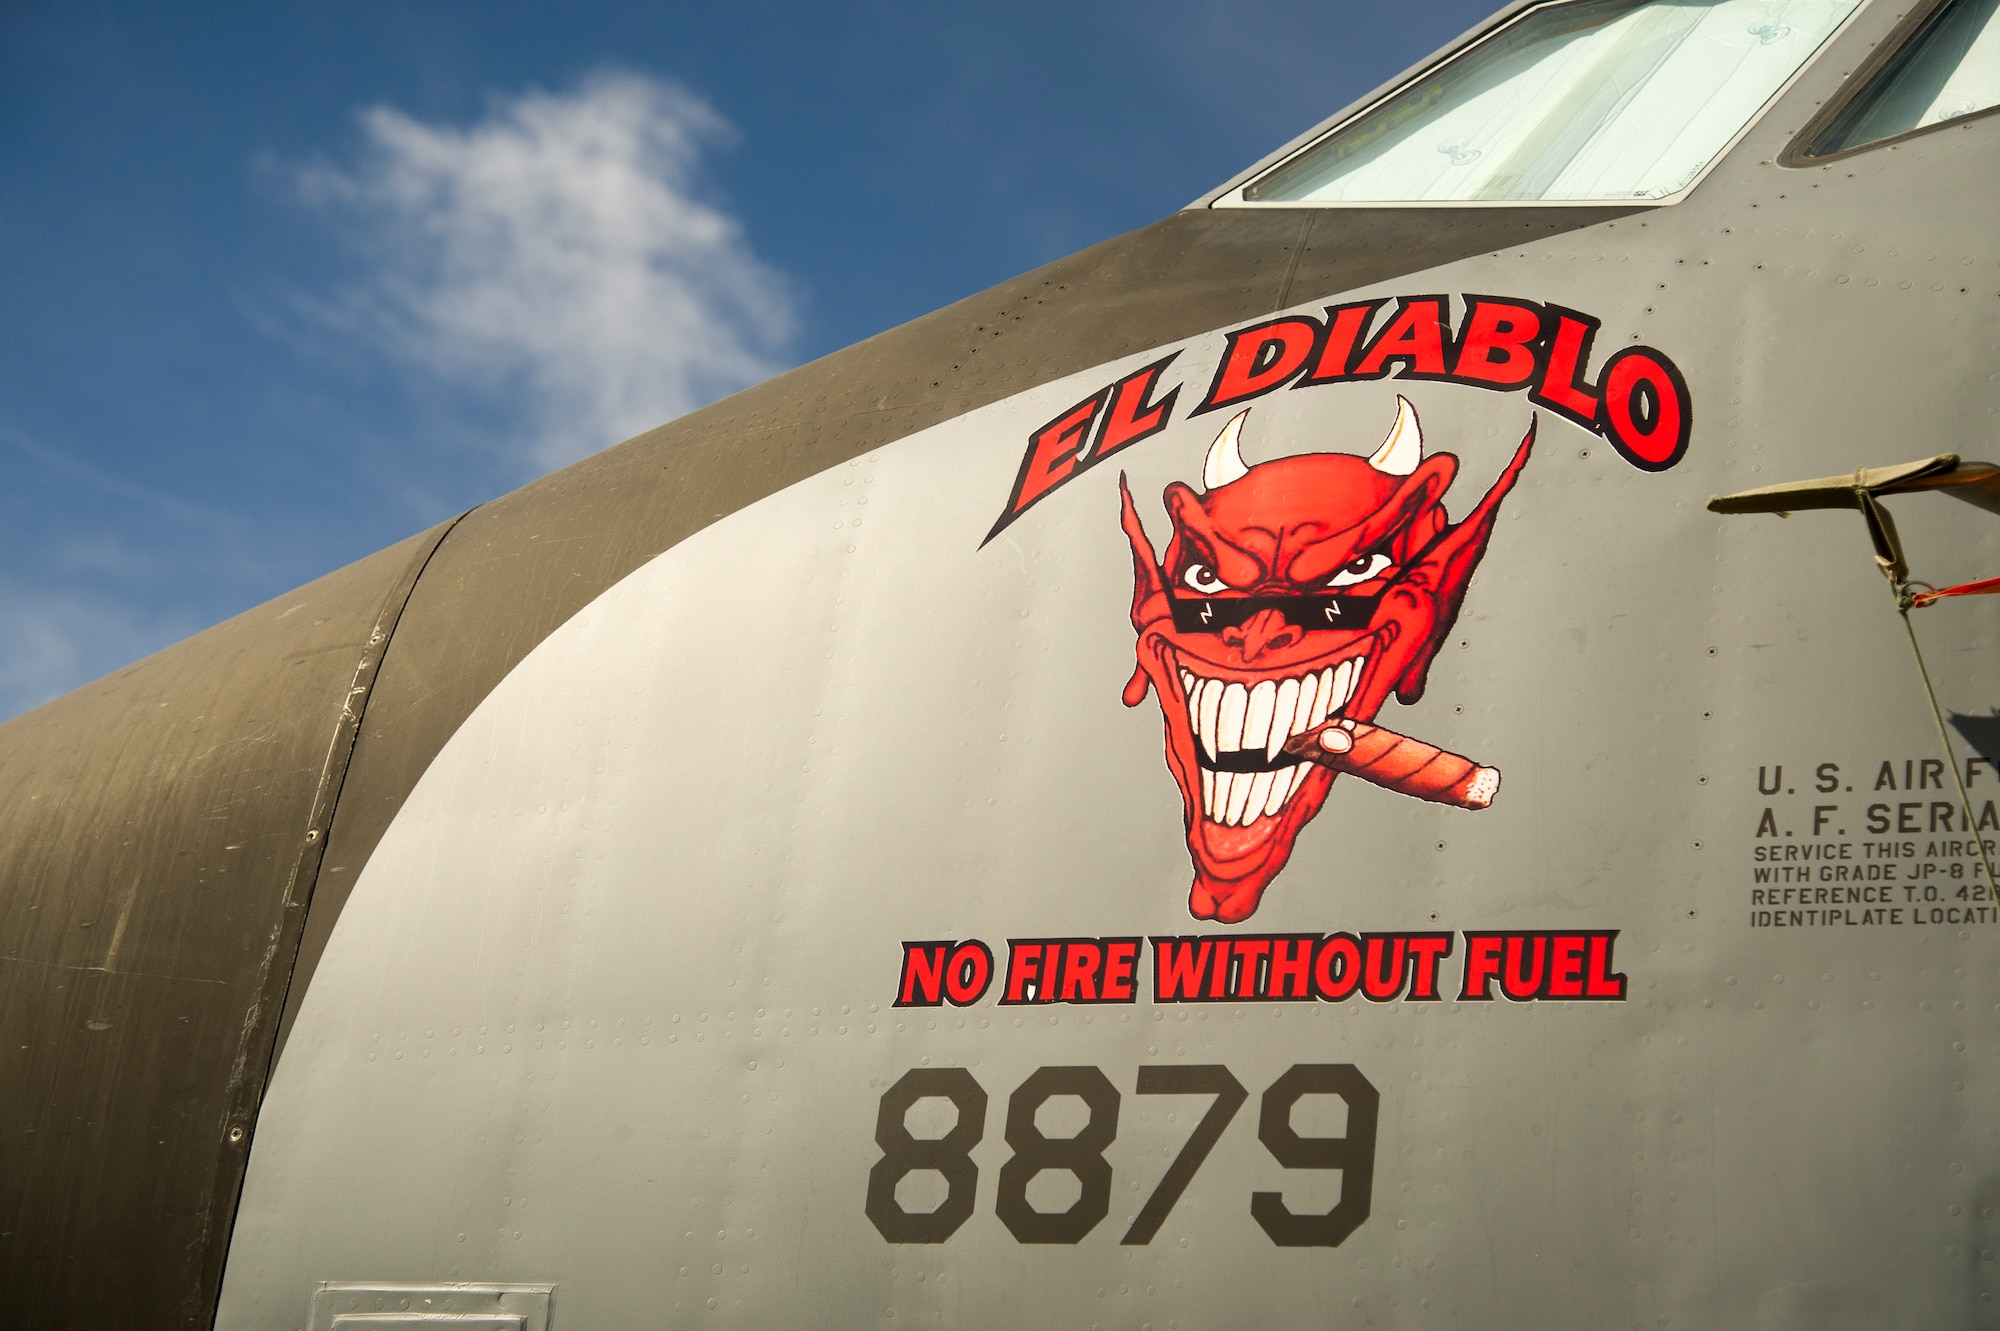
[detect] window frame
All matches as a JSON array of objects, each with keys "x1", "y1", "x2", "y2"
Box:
[
  {"x1": 1208, "y1": 0, "x2": 1875, "y2": 210},
  {"x1": 1780, "y1": 0, "x2": 2000, "y2": 163}
]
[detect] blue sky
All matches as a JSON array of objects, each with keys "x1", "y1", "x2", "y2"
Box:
[{"x1": 0, "y1": 0, "x2": 1497, "y2": 719}]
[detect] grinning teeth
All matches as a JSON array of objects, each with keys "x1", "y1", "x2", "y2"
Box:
[
  {"x1": 1223, "y1": 767, "x2": 1254, "y2": 825},
  {"x1": 1242, "y1": 771, "x2": 1276, "y2": 824},
  {"x1": 1312, "y1": 668, "x2": 1335, "y2": 727},
  {"x1": 1244, "y1": 680, "x2": 1276, "y2": 758},
  {"x1": 1217, "y1": 682, "x2": 1248, "y2": 753},
  {"x1": 1270, "y1": 677, "x2": 1300, "y2": 762},
  {"x1": 1264, "y1": 763, "x2": 1300, "y2": 817},
  {"x1": 1289, "y1": 674, "x2": 1318, "y2": 738},
  {"x1": 1179, "y1": 650, "x2": 1370, "y2": 824},
  {"x1": 1198, "y1": 680, "x2": 1222, "y2": 760}
]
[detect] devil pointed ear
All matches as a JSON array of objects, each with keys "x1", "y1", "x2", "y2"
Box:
[
  {"x1": 1161, "y1": 480, "x2": 1205, "y2": 526},
  {"x1": 1119, "y1": 472, "x2": 1168, "y2": 631},
  {"x1": 1393, "y1": 416, "x2": 1537, "y2": 703}
]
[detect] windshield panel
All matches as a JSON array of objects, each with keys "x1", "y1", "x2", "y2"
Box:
[
  {"x1": 1811, "y1": 0, "x2": 2000, "y2": 153},
  {"x1": 1237, "y1": 0, "x2": 1862, "y2": 204}
]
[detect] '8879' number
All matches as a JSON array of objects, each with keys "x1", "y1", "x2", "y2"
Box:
[{"x1": 864, "y1": 1063, "x2": 1377, "y2": 1247}]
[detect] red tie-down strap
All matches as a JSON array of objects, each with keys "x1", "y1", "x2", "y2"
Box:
[{"x1": 1911, "y1": 574, "x2": 2000, "y2": 609}]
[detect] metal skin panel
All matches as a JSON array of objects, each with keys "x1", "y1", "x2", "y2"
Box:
[
  {"x1": 216, "y1": 6, "x2": 2000, "y2": 1324},
  {"x1": 0, "y1": 155, "x2": 1623, "y2": 1331},
  {"x1": 275, "y1": 203, "x2": 1632, "y2": 1065},
  {"x1": 0, "y1": 521, "x2": 450, "y2": 1329},
  {"x1": 306, "y1": 1282, "x2": 553, "y2": 1330}
]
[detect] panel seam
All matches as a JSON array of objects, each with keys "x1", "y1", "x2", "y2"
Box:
[
  {"x1": 191, "y1": 507, "x2": 474, "y2": 1330},
  {"x1": 1275, "y1": 210, "x2": 1316, "y2": 312}
]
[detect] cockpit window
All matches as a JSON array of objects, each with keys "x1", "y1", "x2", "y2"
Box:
[
  {"x1": 1807, "y1": 0, "x2": 2000, "y2": 154},
  {"x1": 1226, "y1": 0, "x2": 1862, "y2": 205}
]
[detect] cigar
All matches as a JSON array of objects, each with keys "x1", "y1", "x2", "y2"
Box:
[{"x1": 1280, "y1": 719, "x2": 1500, "y2": 810}]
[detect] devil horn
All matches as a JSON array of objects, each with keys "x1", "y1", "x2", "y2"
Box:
[
  {"x1": 1203, "y1": 409, "x2": 1252, "y2": 490},
  {"x1": 1368, "y1": 395, "x2": 1423, "y2": 476}
]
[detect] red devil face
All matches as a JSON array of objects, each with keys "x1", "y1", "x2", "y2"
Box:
[{"x1": 1119, "y1": 397, "x2": 1534, "y2": 922}]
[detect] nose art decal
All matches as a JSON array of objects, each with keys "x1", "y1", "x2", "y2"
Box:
[{"x1": 1119, "y1": 398, "x2": 1534, "y2": 922}]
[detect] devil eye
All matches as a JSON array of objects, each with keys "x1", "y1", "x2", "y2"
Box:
[
  {"x1": 1327, "y1": 553, "x2": 1392, "y2": 588},
  {"x1": 1182, "y1": 563, "x2": 1228, "y2": 594}
]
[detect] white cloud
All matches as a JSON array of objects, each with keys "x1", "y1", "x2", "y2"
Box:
[{"x1": 300, "y1": 72, "x2": 796, "y2": 471}]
